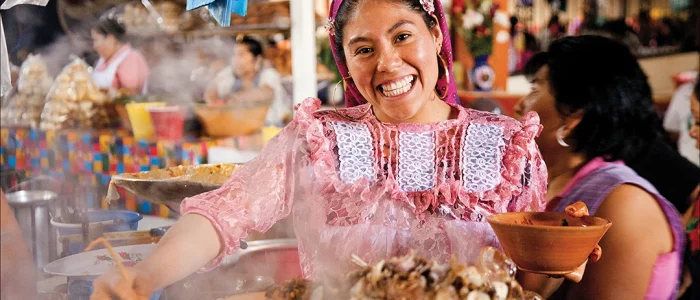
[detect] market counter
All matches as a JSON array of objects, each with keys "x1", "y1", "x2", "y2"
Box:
[{"x1": 0, "y1": 127, "x2": 266, "y2": 216}]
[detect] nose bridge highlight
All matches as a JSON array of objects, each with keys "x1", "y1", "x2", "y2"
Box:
[{"x1": 377, "y1": 45, "x2": 401, "y2": 72}]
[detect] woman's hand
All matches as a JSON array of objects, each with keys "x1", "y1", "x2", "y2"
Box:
[
  {"x1": 91, "y1": 214, "x2": 223, "y2": 300},
  {"x1": 561, "y1": 201, "x2": 602, "y2": 283},
  {"x1": 91, "y1": 266, "x2": 155, "y2": 300}
]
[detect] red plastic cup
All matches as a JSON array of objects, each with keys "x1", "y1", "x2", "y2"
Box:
[{"x1": 147, "y1": 106, "x2": 186, "y2": 141}]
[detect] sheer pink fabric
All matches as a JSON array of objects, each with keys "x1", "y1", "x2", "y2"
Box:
[{"x1": 181, "y1": 98, "x2": 547, "y2": 281}]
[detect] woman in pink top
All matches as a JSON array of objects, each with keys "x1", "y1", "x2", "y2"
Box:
[
  {"x1": 515, "y1": 36, "x2": 685, "y2": 299},
  {"x1": 91, "y1": 15, "x2": 150, "y2": 95},
  {"x1": 90, "y1": 1, "x2": 585, "y2": 298}
]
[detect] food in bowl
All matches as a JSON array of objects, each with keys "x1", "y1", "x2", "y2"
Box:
[
  {"x1": 107, "y1": 164, "x2": 239, "y2": 210},
  {"x1": 123, "y1": 163, "x2": 237, "y2": 184},
  {"x1": 260, "y1": 248, "x2": 542, "y2": 300},
  {"x1": 487, "y1": 202, "x2": 611, "y2": 274}
]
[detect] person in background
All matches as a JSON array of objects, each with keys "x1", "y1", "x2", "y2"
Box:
[
  {"x1": 91, "y1": 15, "x2": 150, "y2": 95},
  {"x1": 664, "y1": 74, "x2": 700, "y2": 166},
  {"x1": 204, "y1": 36, "x2": 290, "y2": 126},
  {"x1": 680, "y1": 79, "x2": 700, "y2": 300},
  {"x1": 516, "y1": 36, "x2": 684, "y2": 299},
  {"x1": 0, "y1": 190, "x2": 37, "y2": 299}
]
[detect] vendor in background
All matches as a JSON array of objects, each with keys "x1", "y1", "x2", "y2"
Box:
[
  {"x1": 664, "y1": 72, "x2": 700, "y2": 166},
  {"x1": 682, "y1": 80, "x2": 700, "y2": 300},
  {"x1": 0, "y1": 190, "x2": 36, "y2": 299},
  {"x1": 91, "y1": 15, "x2": 150, "y2": 95},
  {"x1": 204, "y1": 36, "x2": 290, "y2": 126}
]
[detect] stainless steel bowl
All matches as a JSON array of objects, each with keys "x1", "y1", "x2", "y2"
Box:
[{"x1": 5, "y1": 190, "x2": 57, "y2": 207}]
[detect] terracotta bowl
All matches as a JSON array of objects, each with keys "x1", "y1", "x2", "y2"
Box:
[
  {"x1": 194, "y1": 102, "x2": 270, "y2": 137},
  {"x1": 487, "y1": 212, "x2": 611, "y2": 274}
]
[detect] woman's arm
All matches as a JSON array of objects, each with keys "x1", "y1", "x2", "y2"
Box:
[
  {"x1": 0, "y1": 190, "x2": 37, "y2": 299},
  {"x1": 92, "y1": 214, "x2": 222, "y2": 298},
  {"x1": 563, "y1": 184, "x2": 673, "y2": 299},
  {"x1": 115, "y1": 52, "x2": 150, "y2": 95},
  {"x1": 92, "y1": 117, "x2": 307, "y2": 298},
  {"x1": 204, "y1": 81, "x2": 221, "y2": 104}
]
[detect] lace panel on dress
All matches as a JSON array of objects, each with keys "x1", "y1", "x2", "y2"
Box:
[
  {"x1": 398, "y1": 131, "x2": 436, "y2": 192},
  {"x1": 461, "y1": 124, "x2": 505, "y2": 192},
  {"x1": 332, "y1": 121, "x2": 376, "y2": 184}
]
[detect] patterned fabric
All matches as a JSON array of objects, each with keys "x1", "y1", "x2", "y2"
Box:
[
  {"x1": 462, "y1": 124, "x2": 505, "y2": 192},
  {"x1": 397, "y1": 131, "x2": 435, "y2": 192},
  {"x1": 331, "y1": 122, "x2": 376, "y2": 184},
  {"x1": 181, "y1": 98, "x2": 547, "y2": 282},
  {"x1": 328, "y1": 0, "x2": 459, "y2": 107},
  {"x1": 551, "y1": 160, "x2": 685, "y2": 300}
]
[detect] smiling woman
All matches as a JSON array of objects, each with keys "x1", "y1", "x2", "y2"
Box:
[{"x1": 90, "y1": 1, "x2": 573, "y2": 298}]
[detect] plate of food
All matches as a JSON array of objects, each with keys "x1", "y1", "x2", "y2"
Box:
[
  {"x1": 107, "y1": 163, "x2": 238, "y2": 211},
  {"x1": 221, "y1": 247, "x2": 542, "y2": 300},
  {"x1": 44, "y1": 244, "x2": 156, "y2": 280}
]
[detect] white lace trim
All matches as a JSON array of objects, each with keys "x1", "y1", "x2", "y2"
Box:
[
  {"x1": 398, "y1": 131, "x2": 436, "y2": 192},
  {"x1": 332, "y1": 121, "x2": 376, "y2": 184},
  {"x1": 462, "y1": 124, "x2": 505, "y2": 192}
]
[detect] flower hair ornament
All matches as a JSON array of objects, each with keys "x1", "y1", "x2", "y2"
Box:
[
  {"x1": 325, "y1": 18, "x2": 335, "y2": 36},
  {"x1": 420, "y1": 0, "x2": 435, "y2": 15}
]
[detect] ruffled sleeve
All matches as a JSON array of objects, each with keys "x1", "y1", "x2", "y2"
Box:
[
  {"x1": 504, "y1": 111, "x2": 548, "y2": 212},
  {"x1": 180, "y1": 98, "x2": 320, "y2": 270}
]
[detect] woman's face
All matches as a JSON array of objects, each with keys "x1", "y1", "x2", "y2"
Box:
[
  {"x1": 233, "y1": 44, "x2": 258, "y2": 77},
  {"x1": 515, "y1": 66, "x2": 568, "y2": 164},
  {"x1": 690, "y1": 94, "x2": 700, "y2": 149},
  {"x1": 91, "y1": 29, "x2": 119, "y2": 60},
  {"x1": 342, "y1": 0, "x2": 443, "y2": 123}
]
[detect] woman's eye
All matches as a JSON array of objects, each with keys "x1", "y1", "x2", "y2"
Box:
[
  {"x1": 356, "y1": 47, "x2": 373, "y2": 55},
  {"x1": 396, "y1": 34, "x2": 410, "y2": 42}
]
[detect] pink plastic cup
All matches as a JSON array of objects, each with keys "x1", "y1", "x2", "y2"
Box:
[{"x1": 147, "y1": 106, "x2": 186, "y2": 141}]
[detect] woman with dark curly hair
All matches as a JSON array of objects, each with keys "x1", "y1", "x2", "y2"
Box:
[{"x1": 515, "y1": 35, "x2": 685, "y2": 299}]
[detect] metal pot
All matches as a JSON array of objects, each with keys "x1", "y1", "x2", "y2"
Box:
[{"x1": 5, "y1": 190, "x2": 59, "y2": 270}]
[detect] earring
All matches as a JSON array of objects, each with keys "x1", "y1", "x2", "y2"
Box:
[
  {"x1": 331, "y1": 76, "x2": 352, "y2": 111},
  {"x1": 556, "y1": 126, "x2": 570, "y2": 147},
  {"x1": 436, "y1": 54, "x2": 450, "y2": 99}
]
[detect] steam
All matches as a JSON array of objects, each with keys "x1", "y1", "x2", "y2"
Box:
[{"x1": 146, "y1": 37, "x2": 236, "y2": 105}]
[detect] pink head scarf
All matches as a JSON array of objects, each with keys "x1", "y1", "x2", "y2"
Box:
[{"x1": 328, "y1": 0, "x2": 459, "y2": 107}]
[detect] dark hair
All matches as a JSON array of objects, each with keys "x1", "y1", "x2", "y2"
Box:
[
  {"x1": 524, "y1": 35, "x2": 664, "y2": 162},
  {"x1": 239, "y1": 36, "x2": 264, "y2": 58},
  {"x1": 694, "y1": 79, "x2": 700, "y2": 102},
  {"x1": 93, "y1": 15, "x2": 126, "y2": 42},
  {"x1": 333, "y1": 0, "x2": 437, "y2": 61}
]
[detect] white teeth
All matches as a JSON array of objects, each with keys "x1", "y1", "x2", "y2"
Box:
[{"x1": 380, "y1": 75, "x2": 414, "y2": 97}]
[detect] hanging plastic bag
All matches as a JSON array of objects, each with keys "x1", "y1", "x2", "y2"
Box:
[
  {"x1": 0, "y1": 0, "x2": 49, "y2": 10},
  {"x1": 40, "y1": 58, "x2": 113, "y2": 130},
  {"x1": 186, "y1": 0, "x2": 247, "y2": 26},
  {"x1": 0, "y1": 0, "x2": 51, "y2": 97},
  {"x1": 0, "y1": 15, "x2": 11, "y2": 97},
  {"x1": 3, "y1": 54, "x2": 53, "y2": 128}
]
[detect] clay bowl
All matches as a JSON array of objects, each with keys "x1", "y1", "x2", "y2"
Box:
[{"x1": 487, "y1": 212, "x2": 611, "y2": 275}]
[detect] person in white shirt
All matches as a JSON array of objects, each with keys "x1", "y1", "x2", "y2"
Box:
[
  {"x1": 204, "y1": 37, "x2": 290, "y2": 126},
  {"x1": 664, "y1": 78, "x2": 700, "y2": 166}
]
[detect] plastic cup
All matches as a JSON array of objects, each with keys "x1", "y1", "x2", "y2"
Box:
[
  {"x1": 125, "y1": 102, "x2": 165, "y2": 141},
  {"x1": 147, "y1": 106, "x2": 186, "y2": 141}
]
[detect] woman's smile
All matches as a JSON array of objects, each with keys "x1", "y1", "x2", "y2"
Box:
[{"x1": 376, "y1": 75, "x2": 416, "y2": 98}]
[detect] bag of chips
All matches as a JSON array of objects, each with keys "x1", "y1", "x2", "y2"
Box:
[
  {"x1": 1, "y1": 54, "x2": 53, "y2": 128},
  {"x1": 40, "y1": 58, "x2": 114, "y2": 130}
]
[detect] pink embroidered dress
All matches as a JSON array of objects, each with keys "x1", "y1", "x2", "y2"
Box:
[{"x1": 181, "y1": 98, "x2": 547, "y2": 281}]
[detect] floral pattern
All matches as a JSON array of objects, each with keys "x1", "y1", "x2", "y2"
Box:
[{"x1": 94, "y1": 251, "x2": 143, "y2": 268}]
